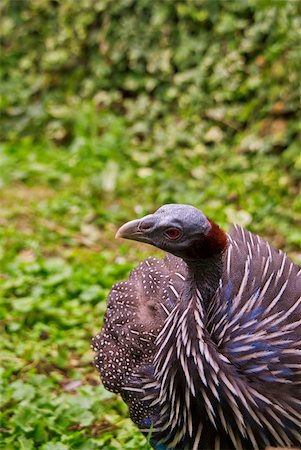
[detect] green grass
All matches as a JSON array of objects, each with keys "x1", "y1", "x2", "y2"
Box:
[{"x1": 0, "y1": 121, "x2": 154, "y2": 449}]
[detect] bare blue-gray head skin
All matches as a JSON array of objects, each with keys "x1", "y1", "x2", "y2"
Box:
[{"x1": 116, "y1": 204, "x2": 228, "y2": 262}]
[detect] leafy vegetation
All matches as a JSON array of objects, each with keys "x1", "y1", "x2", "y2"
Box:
[{"x1": 0, "y1": 0, "x2": 300, "y2": 448}]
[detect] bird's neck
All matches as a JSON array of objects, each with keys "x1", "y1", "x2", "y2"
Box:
[
  {"x1": 180, "y1": 219, "x2": 228, "y2": 307},
  {"x1": 183, "y1": 254, "x2": 224, "y2": 309}
]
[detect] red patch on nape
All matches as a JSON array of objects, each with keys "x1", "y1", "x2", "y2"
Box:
[
  {"x1": 204, "y1": 219, "x2": 228, "y2": 256},
  {"x1": 186, "y1": 219, "x2": 228, "y2": 259}
]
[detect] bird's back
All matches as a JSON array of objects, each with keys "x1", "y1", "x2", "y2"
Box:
[
  {"x1": 205, "y1": 226, "x2": 301, "y2": 448},
  {"x1": 212, "y1": 225, "x2": 301, "y2": 389}
]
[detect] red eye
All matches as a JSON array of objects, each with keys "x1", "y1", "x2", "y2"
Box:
[{"x1": 164, "y1": 228, "x2": 181, "y2": 240}]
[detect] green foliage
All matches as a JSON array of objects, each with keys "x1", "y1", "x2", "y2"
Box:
[
  {"x1": 0, "y1": 0, "x2": 300, "y2": 448},
  {"x1": 1, "y1": 0, "x2": 300, "y2": 146}
]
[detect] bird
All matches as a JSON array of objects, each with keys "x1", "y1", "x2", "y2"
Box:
[{"x1": 91, "y1": 204, "x2": 301, "y2": 450}]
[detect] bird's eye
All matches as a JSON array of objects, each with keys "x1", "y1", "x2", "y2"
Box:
[{"x1": 164, "y1": 228, "x2": 181, "y2": 240}]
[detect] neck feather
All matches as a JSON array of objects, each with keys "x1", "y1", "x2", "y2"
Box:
[{"x1": 183, "y1": 253, "x2": 224, "y2": 308}]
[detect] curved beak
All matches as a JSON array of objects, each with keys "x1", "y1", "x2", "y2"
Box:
[{"x1": 115, "y1": 215, "x2": 154, "y2": 244}]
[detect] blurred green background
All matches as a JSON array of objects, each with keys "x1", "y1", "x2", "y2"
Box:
[{"x1": 0, "y1": 1, "x2": 300, "y2": 449}]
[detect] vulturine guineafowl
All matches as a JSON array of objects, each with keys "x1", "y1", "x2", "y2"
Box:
[{"x1": 92, "y1": 204, "x2": 301, "y2": 450}]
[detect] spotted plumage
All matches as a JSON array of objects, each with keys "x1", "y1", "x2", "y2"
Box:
[{"x1": 92, "y1": 204, "x2": 301, "y2": 449}]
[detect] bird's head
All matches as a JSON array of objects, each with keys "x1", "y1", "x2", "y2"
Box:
[{"x1": 116, "y1": 204, "x2": 228, "y2": 262}]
